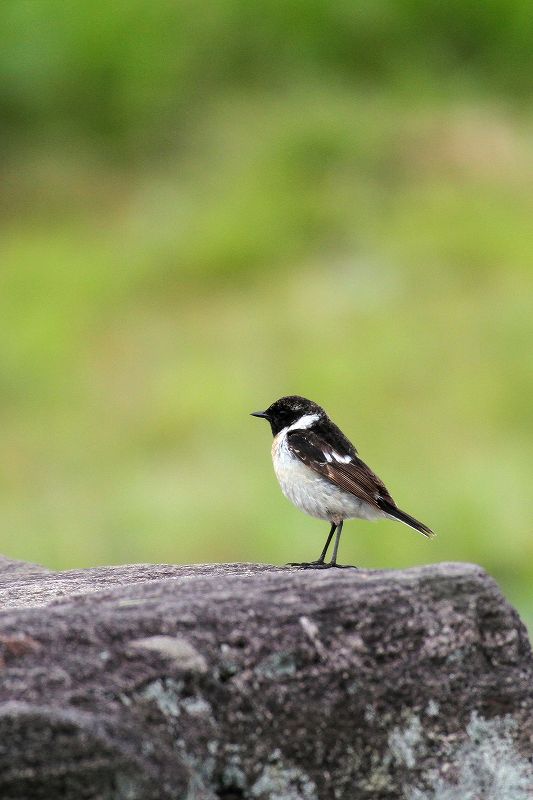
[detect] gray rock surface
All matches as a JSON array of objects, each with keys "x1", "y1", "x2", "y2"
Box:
[{"x1": 0, "y1": 556, "x2": 531, "y2": 799}]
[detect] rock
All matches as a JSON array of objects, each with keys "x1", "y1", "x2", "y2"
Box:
[{"x1": 0, "y1": 556, "x2": 531, "y2": 799}]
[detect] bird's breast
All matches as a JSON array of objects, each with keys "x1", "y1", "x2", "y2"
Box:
[{"x1": 271, "y1": 430, "x2": 316, "y2": 490}]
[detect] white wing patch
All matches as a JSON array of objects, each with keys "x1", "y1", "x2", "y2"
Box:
[{"x1": 332, "y1": 451, "x2": 352, "y2": 464}]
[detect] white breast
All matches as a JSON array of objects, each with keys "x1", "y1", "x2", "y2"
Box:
[{"x1": 271, "y1": 429, "x2": 381, "y2": 524}]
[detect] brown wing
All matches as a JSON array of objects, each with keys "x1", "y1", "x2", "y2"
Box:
[{"x1": 287, "y1": 430, "x2": 395, "y2": 509}]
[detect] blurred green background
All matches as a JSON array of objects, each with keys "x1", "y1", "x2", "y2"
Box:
[{"x1": 1, "y1": 2, "x2": 532, "y2": 626}]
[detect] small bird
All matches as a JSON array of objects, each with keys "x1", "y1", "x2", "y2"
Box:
[{"x1": 252, "y1": 395, "x2": 434, "y2": 568}]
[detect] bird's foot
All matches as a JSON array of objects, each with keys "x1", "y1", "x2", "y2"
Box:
[{"x1": 286, "y1": 561, "x2": 358, "y2": 570}]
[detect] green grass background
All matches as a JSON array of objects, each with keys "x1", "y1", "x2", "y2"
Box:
[{"x1": 1, "y1": 2, "x2": 532, "y2": 627}]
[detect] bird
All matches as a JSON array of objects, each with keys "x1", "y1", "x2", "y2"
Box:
[{"x1": 251, "y1": 395, "x2": 434, "y2": 568}]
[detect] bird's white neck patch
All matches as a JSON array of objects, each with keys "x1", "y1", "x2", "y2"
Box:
[{"x1": 286, "y1": 412, "x2": 320, "y2": 433}]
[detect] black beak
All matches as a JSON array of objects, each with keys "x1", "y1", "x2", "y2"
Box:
[{"x1": 251, "y1": 410, "x2": 269, "y2": 419}]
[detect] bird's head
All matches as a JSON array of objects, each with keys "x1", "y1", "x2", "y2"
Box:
[{"x1": 251, "y1": 395, "x2": 324, "y2": 436}]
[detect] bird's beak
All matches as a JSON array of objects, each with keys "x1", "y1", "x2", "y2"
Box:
[{"x1": 250, "y1": 410, "x2": 269, "y2": 419}]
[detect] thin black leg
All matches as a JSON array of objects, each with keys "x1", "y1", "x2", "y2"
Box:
[
  {"x1": 288, "y1": 523, "x2": 336, "y2": 568},
  {"x1": 329, "y1": 520, "x2": 358, "y2": 568},
  {"x1": 317, "y1": 522, "x2": 336, "y2": 563},
  {"x1": 330, "y1": 520, "x2": 343, "y2": 566}
]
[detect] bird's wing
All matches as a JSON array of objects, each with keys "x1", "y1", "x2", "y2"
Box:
[{"x1": 286, "y1": 429, "x2": 395, "y2": 509}]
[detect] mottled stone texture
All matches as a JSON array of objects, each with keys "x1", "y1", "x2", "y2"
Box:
[{"x1": 0, "y1": 557, "x2": 531, "y2": 800}]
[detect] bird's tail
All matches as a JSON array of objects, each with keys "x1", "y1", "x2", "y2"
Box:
[{"x1": 378, "y1": 499, "x2": 435, "y2": 538}]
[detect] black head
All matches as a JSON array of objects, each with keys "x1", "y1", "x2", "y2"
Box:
[{"x1": 251, "y1": 395, "x2": 325, "y2": 436}]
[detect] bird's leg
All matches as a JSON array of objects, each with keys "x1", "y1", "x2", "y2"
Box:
[
  {"x1": 329, "y1": 520, "x2": 358, "y2": 568},
  {"x1": 287, "y1": 523, "x2": 336, "y2": 568},
  {"x1": 315, "y1": 522, "x2": 336, "y2": 564},
  {"x1": 329, "y1": 520, "x2": 343, "y2": 566}
]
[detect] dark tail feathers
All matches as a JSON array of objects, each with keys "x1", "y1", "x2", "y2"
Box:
[{"x1": 378, "y1": 499, "x2": 435, "y2": 538}]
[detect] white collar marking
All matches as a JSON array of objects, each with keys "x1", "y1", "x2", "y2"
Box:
[
  {"x1": 276, "y1": 412, "x2": 321, "y2": 440},
  {"x1": 286, "y1": 412, "x2": 321, "y2": 433}
]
